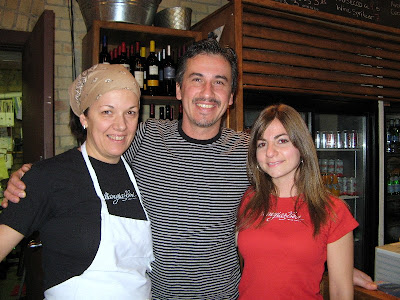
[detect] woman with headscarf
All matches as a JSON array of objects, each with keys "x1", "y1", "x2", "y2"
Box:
[{"x1": 0, "y1": 64, "x2": 154, "y2": 299}]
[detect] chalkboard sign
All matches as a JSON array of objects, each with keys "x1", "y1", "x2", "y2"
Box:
[{"x1": 273, "y1": 0, "x2": 400, "y2": 29}]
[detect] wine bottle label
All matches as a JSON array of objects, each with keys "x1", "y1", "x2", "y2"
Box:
[
  {"x1": 149, "y1": 65, "x2": 158, "y2": 75},
  {"x1": 164, "y1": 67, "x2": 175, "y2": 79},
  {"x1": 147, "y1": 79, "x2": 159, "y2": 87},
  {"x1": 134, "y1": 71, "x2": 144, "y2": 88}
]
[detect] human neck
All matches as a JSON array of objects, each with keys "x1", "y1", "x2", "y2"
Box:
[
  {"x1": 181, "y1": 119, "x2": 221, "y2": 140},
  {"x1": 274, "y1": 181, "x2": 298, "y2": 198}
]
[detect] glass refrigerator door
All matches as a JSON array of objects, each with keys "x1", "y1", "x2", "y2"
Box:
[
  {"x1": 314, "y1": 113, "x2": 366, "y2": 269},
  {"x1": 384, "y1": 113, "x2": 400, "y2": 245}
]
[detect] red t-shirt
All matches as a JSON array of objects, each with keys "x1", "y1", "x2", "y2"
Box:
[{"x1": 237, "y1": 188, "x2": 358, "y2": 299}]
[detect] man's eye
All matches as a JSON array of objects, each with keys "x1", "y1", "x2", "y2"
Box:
[{"x1": 102, "y1": 110, "x2": 112, "y2": 115}]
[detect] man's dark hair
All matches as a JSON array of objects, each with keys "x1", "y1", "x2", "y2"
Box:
[{"x1": 176, "y1": 38, "x2": 238, "y2": 94}]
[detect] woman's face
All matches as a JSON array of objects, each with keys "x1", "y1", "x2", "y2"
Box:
[
  {"x1": 80, "y1": 89, "x2": 139, "y2": 164},
  {"x1": 256, "y1": 118, "x2": 301, "y2": 189}
]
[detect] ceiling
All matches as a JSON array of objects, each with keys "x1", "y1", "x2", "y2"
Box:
[{"x1": 0, "y1": 50, "x2": 22, "y2": 70}]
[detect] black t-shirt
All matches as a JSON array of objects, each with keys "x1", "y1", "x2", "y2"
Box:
[{"x1": 0, "y1": 148, "x2": 146, "y2": 290}]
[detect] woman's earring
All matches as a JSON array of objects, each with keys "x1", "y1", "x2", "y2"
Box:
[
  {"x1": 256, "y1": 165, "x2": 262, "y2": 172},
  {"x1": 83, "y1": 125, "x2": 86, "y2": 130}
]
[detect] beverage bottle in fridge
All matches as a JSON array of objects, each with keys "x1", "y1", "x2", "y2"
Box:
[
  {"x1": 394, "y1": 119, "x2": 400, "y2": 152},
  {"x1": 389, "y1": 119, "x2": 398, "y2": 152},
  {"x1": 387, "y1": 173, "x2": 395, "y2": 195},
  {"x1": 386, "y1": 119, "x2": 394, "y2": 153},
  {"x1": 394, "y1": 172, "x2": 400, "y2": 195},
  {"x1": 146, "y1": 40, "x2": 159, "y2": 96},
  {"x1": 331, "y1": 174, "x2": 340, "y2": 197}
]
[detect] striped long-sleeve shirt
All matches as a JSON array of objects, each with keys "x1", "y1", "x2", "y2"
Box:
[{"x1": 123, "y1": 119, "x2": 250, "y2": 299}]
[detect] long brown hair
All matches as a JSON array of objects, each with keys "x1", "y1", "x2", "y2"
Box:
[{"x1": 237, "y1": 104, "x2": 334, "y2": 236}]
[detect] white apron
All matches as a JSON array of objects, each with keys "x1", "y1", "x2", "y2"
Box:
[{"x1": 45, "y1": 143, "x2": 154, "y2": 299}]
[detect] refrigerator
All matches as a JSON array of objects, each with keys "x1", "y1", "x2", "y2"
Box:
[
  {"x1": 243, "y1": 91, "x2": 379, "y2": 276},
  {"x1": 383, "y1": 102, "x2": 400, "y2": 246}
]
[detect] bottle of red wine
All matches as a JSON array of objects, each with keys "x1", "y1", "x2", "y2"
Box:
[
  {"x1": 178, "y1": 103, "x2": 183, "y2": 120},
  {"x1": 119, "y1": 42, "x2": 130, "y2": 71},
  {"x1": 146, "y1": 40, "x2": 159, "y2": 96},
  {"x1": 163, "y1": 45, "x2": 176, "y2": 96},
  {"x1": 99, "y1": 35, "x2": 111, "y2": 64},
  {"x1": 150, "y1": 104, "x2": 155, "y2": 118},
  {"x1": 159, "y1": 106, "x2": 165, "y2": 120}
]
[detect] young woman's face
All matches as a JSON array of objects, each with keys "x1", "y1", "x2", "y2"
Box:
[
  {"x1": 256, "y1": 118, "x2": 301, "y2": 188},
  {"x1": 80, "y1": 89, "x2": 139, "y2": 164}
]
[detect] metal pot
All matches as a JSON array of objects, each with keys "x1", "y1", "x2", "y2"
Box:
[
  {"x1": 154, "y1": 7, "x2": 192, "y2": 30},
  {"x1": 77, "y1": 0, "x2": 162, "y2": 30}
]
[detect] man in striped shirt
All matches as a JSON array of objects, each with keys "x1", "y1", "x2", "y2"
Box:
[{"x1": 4, "y1": 39, "x2": 377, "y2": 299}]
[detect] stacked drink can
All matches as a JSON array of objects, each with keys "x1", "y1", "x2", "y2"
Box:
[
  {"x1": 315, "y1": 130, "x2": 358, "y2": 149},
  {"x1": 319, "y1": 158, "x2": 356, "y2": 196}
]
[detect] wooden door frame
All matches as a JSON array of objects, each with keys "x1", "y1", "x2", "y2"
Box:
[{"x1": 0, "y1": 29, "x2": 29, "y2": 51}]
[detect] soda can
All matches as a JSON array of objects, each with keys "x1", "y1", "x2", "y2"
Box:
[
  {"x1": 335, "y1": 159, "x2": 344, "y2": 177},
  {"x1": 328, "y1": 159, "x2": 335, "y2": 174},
  {"x1": 326, "y1": 131, "x2": 336, "y2": 148},
  {"x1": 320, "y1": 131, "x2": 327, "y2": 148},
  {"x1": 342, "y1": 130, "x2": 349, "y2": 148},
  {"x1": 350, "y1": 130, "x2": 358, "y2": 148},
  {"x1": 320, "y1": 159, "x2": 328, "y2": 174},
  {"x1": 336, "y1": 131, "x2": 342, "y2": 148},
  {"x1": 315, "y1": 131, "x2": 321, "y2": 148}
]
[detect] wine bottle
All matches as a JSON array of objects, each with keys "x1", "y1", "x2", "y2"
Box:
[
  {"x1": 131, "y1": 42, "x2": 145, "y2": 92},
  {"x1": 158, "y1": 49, "x2": 165, "y2": 95},
  {"x1": 119, "y1": 42, "x2": 130, "y2": 71},
  {"x1": 178, "y1": 103, "x2": 183, "y2": 120},
  {"x1": 163, "y1": 45, "x2": 176, "y2": 96},
  {"x1": 159, "y1": 106, "x2": 165, "y2": 120},
  {"x1": 140, "y1": 46, "x2": 147, "y2": 94},
  {"x1": 112, "y1": 48, "x2": 118, "y2": 64},
  {"x1": 146, "y1": 40, "x2": 159, "y2": 96},
  {"x1": 99, "y1": 35, "x2": 111, "y2": 64},
  {"x1": 150, "y1": 104, "x2": 155, "y2": 118},
  {"x1": 129, "y1": 44, "x2": 135, "y2": 72},
  {"x1": 165, "y1": 105, "x2": 170, "y2": 121}
]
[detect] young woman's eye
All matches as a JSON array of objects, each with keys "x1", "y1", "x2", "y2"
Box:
[
  {"x1": 278, "y1": 138, "x2": 290, "y2": 144},
  {"x1": 257, "y1": 142, "x2": 266, "y2": 148},
  {"x1": 127, "y1": 110, "x2": 138, "y2": 116}
]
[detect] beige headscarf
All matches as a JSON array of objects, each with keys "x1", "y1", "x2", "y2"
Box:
[{"x1": 69, "y1": 64, "x2": 140, "y2": 116}]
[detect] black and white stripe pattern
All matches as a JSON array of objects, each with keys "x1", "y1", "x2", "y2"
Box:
[{"x1": 124, "y1": 119, "x2": 250, "y2": 299}]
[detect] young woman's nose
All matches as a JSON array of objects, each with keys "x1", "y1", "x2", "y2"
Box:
[{"x1": 266, "y1": 143, "x2": 277, "y2": 157}]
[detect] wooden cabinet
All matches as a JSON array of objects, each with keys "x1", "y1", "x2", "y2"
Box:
[
  {"x1": 192, "y1": 0, "x2": 400, "y2": 131},
  {"x1": 81, "y1": 20, "x2": 203, "y2": 120}
]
